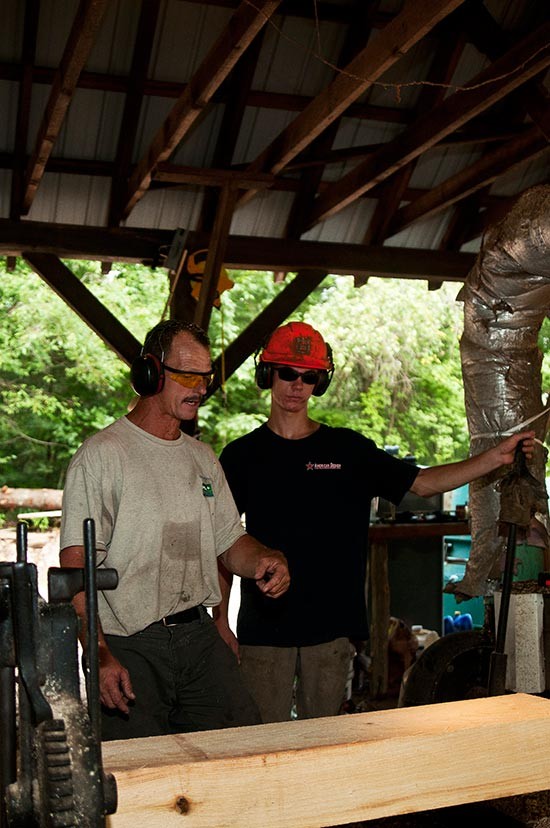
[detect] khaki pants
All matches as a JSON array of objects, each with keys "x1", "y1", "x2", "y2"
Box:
[{"x1": 239, "y1": 638, "x2": 352, "y2": 723}]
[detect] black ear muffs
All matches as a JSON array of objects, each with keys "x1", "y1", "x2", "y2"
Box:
[
  {"x1": 312, "y1": 370, "x2": 332, "y2": 397},
  {"x1": 255, "y1": 360, "x2": 274, "y2": 390},
  {"x1": 313, "y1": 342, "x2": 334, "y2": 396},
  {"x1": 130, "y1": 353, "x2": 165, "y2": 397}
]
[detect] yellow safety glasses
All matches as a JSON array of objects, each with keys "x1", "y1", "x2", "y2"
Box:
[{"x1": 163, "y1": 363, "x2": 215, "y2": 389}]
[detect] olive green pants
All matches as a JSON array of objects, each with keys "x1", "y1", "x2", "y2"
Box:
[{"x1": 101, "y1": 609, "x2": 261, "y2": 740}]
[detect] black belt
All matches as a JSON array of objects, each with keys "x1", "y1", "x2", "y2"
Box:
[{"x1": 159, "y1": 606, "x2": 202, "y2": 626}]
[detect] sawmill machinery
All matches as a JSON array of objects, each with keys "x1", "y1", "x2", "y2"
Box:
[
  {"x1": 400, "y1": 442, "x2": 549, "y2": 706},
  {"x1": 0, "y1": 518, "x2": 118, "y2": 827}
]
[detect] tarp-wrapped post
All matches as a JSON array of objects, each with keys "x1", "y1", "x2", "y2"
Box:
[{"x1": 452, "y1": 184, "x2": 550, "y2": 600}]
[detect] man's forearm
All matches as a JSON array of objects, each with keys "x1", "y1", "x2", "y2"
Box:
[
  {"x1": 221, "y1": 534, "x2": 269, "y2": 579},
  {"x1": 213, "y1": 558, "x2": 233, "y2": 624},
  {"x1": 410, "y1": 431, "x2": 535, "y2": 498}
]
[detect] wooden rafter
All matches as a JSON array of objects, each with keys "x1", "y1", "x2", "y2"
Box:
[
  {"x1": 309, "y1": 21, "x2": 550, "y2": 226},
  {"x1": 193, "y1": 184, "x2": 238, "y2": 331},
  {"x1": 9, "y1": 0, "x2": 39, "y2": 220},
  {"x1": 284, "y1": 1, "x2": 382, "y2": 239},
  {"x1": 121, "y1": 0, "x2": 281, "y2": 219},
  {"x1": 389, "y1": 119, "x2": 550, "y2": 236},
  {"x1": 362, "y1": 25, "x2": 467, "y2": 247},
  {"x1": 108, "y1": 0, "x2": 161, "y2": 227},
  {"x1": 197, "y1": 31, "x2": 264, "y2": 234},
  {"x1": 0, "y1": 62, "x2": 410, "y2": 127},
  {"x1": 238, "y1": 0, "x2": 466, "y2": 208},
  {"x1": 21, "y1": 0, "x2": 108, "y2": 215}
]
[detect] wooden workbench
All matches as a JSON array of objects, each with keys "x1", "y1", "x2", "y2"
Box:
[{"x1": 368, "y1": 520, "x2": 470, "y2": 698}]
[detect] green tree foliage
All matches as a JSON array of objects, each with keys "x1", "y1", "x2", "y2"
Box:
[
  {"x1": 206, "y1": 274, "x2": 471, "y2": 466},
  {"x1": 1, "y1": 260, "x2": 548, "y2": 488},
  {"x1": 0, "y1": 259, "x2": 167, "y2": 487}
]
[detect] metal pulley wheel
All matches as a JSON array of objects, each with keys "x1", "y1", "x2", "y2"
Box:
[{"x1": 398, "y1": 630, "x2": 494, "y2": 707}]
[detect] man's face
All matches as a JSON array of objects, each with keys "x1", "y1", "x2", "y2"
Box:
[
  {"x1": 160, "y1": 332, "x2": 212, "y2": 421},
  {"x1": 270, "y1": 363, "x2": 318, "y2": 412}
]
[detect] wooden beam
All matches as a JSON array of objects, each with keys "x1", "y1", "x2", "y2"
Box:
[
  {"x1": 103, "y1": 694, "x2": 550, "y2": 827},
  {"x1": 154, "y1": 164, "x2": 275, "y2": 190},
  {"x1": 197, "y1": 31, "x2": 264, "y2": 234},
  {"x1": 285, "y1": 2, "x2": 378, "y2": 239},
  {"x1": 193, "y1": 184, "x2": 237, "y2": 331},
  {"x1": 362, "y1": 27, "x2": 466, "y2": 246},
  {"x1": 9, "y1": 0, "x2": 39, "y2": 220},
  {"x1": 23, "y1": 253, "x2": 141, "y2": 364},
  {"x1": 0, "y1": 220, "x2": 174, "y2": 263},
  {"x1": 0, "y1": 220, "x2": 477, "y2": 280},
  {"x1": 122, "y1": 0, "x2": 281, "y2": 218},
  {"x1": 107, "y1": 0, "x2": 161, "y2": 227},
  {"x1": 310, "y1": 22, "x2": 550, "y2": 226},
  {"x1": 209, "y1": 270, "x2": 328, "y2": 392},
  {"x1": 21, "y1": 0, "x2": 109, "y2": 214},
  {"x1": 390, "y1": 122, "x2": 550, "y2": 235},
  {"x1": 239, "y1": 0, "x2": 466, "y2": 206},
  {"x1": 0, "y1": 62, "x2": 410, "y2": 126},
  {"x1": 459, "y1": 0, "x2": 550, "y2": 139}
]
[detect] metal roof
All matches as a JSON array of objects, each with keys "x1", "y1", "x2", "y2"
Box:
[{"x1": 0, "y1": 0, "x2": 548, "y2": 381}]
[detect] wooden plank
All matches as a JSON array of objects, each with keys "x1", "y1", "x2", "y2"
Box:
[
  {"x1": 103, "y1": 694, "x2": 550, "y2": 827},
  {"x1": 368, "y1": 540, "x2": 390, "y2": 698}
]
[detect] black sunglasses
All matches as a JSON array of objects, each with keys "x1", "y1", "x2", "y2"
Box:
[{"x1": 275, "y1": 366, "x2": 320, "y2": 385}]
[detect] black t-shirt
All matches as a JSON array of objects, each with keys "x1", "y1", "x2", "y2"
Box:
[{"x1": 219, "y1": 424, "x2": 419, "y2": 647}]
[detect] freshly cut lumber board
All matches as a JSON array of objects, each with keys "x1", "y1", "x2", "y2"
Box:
[{"x1": 103, "y1": 693, "x2": 550, "y2": 827}]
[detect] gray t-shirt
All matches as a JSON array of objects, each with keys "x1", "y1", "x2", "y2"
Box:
[{"x1": 60, "y1": 416, "x2": 245, "y2": 636}]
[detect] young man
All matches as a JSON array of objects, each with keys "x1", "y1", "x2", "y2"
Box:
[
  {"x1": 214, "y1": 321, "x2": 535, "y2": 723},
  {"x1": 60, "y1": 319, "x2": 290, "y2": 740}
]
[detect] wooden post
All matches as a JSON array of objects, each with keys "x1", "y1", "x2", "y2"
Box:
[{"x1": 368, "y1": 540, "x2": 390, "y2": 698}]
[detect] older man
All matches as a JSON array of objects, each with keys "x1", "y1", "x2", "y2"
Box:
[{"x1": 60, "y1": 319, "x2": 289, "y2": 740}]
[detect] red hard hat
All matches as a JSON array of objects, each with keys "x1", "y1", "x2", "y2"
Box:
[{"x1": 260, "y1": 322, "x2": 332, "y2": 370}]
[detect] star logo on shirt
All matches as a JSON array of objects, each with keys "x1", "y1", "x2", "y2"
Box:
[{"x1": 306, "y1": 462, "x2": 314, "y2": 470}]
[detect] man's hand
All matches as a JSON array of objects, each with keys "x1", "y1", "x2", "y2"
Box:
[
  {"x1": 213, "y1": 616, "x2": 240, "y2": 661},
  {"x1": 253, "y1": 551, "x2": 290, "y2": 598},
  {"x1": 98, "y1": 645, "x2": 136, "y2": 714},
  {"x1": 494, "y1": 430, "x2": 535, "y2": 465},
  {"x1": 221, "y1": 535, "x2": 290, "y2": 599}
]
